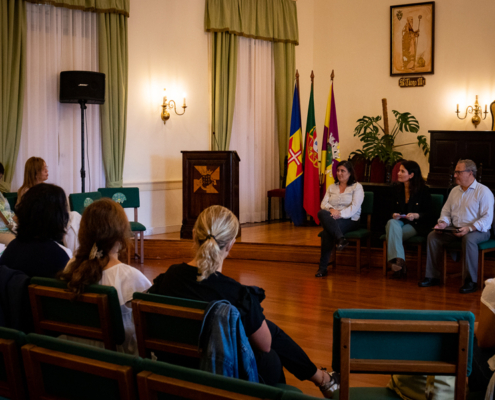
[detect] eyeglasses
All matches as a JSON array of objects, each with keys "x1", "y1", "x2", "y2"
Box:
[{"x1": 453, "y1": 170, "x2": 468, "y2": 175}]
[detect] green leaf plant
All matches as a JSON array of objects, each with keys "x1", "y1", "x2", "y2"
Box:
[{"x1": 350, "y1": 110, "x2": 430, "y2": 167}]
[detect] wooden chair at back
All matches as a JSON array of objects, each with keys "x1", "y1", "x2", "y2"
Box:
[
  {"x1": 137, "y1": 358, "x2": 284, "y2": 400},
  {"x1": 68, "y1": 191, "x2": 102, "y2": 215},
  {"x1": 28, "y1": 277, "x2": 125, "y2": 351},
  {"x1": 332, "y1": 309, "x2": 474, "y2": 400},
  {"x1": 22, "y1": 333, "x2": 140, "y2": 400},
  {"x1": 0, "y1": 327, "x2": 27, "y2": 400},
  {"x1": 98, "y1": 187, "x2": 146, "y2": 264},
  {"x1": 132, "y1": 292, "x2": 207, "y2": 368}
]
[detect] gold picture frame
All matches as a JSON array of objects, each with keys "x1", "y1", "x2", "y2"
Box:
[{"x1": 390, "y1": 2, "x2": 435, "y2": 76}]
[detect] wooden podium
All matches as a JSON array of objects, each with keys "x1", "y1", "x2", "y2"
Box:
[{"x1": 180, "y1": 151, "x2": 240, "y2": 239}]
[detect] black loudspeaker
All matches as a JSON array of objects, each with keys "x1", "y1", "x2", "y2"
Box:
[{"x1": 60, "y1": 71, "x2": 105, "y2": 104}]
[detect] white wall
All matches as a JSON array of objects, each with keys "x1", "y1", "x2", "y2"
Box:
[
  {"x1": 126, "y1": 0, "x2": 210, "y2": 234},
  {"x1": 126, "y1": 0, "x2": 495, "y2": 234},
  {"x1": 309, "y1": 0, "x2": 495, "y2": 176}
]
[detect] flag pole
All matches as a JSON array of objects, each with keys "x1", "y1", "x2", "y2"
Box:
[{"x1": 296, "y1": 69, "x2": 302, "y2": 132}]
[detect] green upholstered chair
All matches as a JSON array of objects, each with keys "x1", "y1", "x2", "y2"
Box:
[
  {"x1": 28, "y1": 277, "x2": 125, "y2": 351},
  {"x1": 98, "y1": 187, "x2": 146, "y2": 264},
  {"x1": 132, "y1": 292, "x2": 207, "y2": 369},
  {"x1": 382, "y1": 193, "x2": 444, "y2": 278},
  {"x1": 22, "y1": 333, "x2": 142, "y2": 400},
  {"x1": 442, "y1": 238, "x2": 495, "y2": 287},
  {"x1": 0, "y1": 327, "x2": 27, "y2": 400},
  {"x1": 332, "y1": 309, "x2": 474, "y2": 400},
  {"x1": 3, "y1": 192, "x2": 17, "y2": 211},
  {"x1": 68, "y1": 191, "x2": 102, "y2": 215},
  {"x1": 137, "y1": 358, "x2": 284, "y2": 400},
  {"x1": 319, "y1": 191, "x2": 374, "y2": 273}
]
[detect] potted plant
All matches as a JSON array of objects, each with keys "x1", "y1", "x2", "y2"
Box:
[{"x1": 350, "y1": 110, "x2": 429, "y2": 167}]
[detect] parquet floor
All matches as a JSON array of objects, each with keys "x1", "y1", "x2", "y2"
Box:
[{"x1": 131, "y1": 254, "x2": 482, "y2": 397}]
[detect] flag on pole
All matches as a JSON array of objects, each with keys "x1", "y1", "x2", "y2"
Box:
[
  {"x1": 320, "y1": 77, "x2": 341, "y2": 200},
  {"x1": 285, "y1": 83, "x2": 305, "y2": 226},
  {"x1": 303, "y1": 77, "x2": 320, "y2": 225}
]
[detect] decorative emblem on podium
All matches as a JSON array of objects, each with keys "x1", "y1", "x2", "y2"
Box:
[{"x1": 194, "y1": 166, "x2": 220, "y2": 193}]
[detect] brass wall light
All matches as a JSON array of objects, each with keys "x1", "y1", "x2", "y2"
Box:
[
  {"x1": 161, "y1": 88, "x2": 187, "y2": 124},
  {"x1": 456, "y1": 95, "x2": 488, "y2": 128}
]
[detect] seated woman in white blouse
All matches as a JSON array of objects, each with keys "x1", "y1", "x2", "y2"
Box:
[{"x1": 315, "y1": 160, "x2": 364, "y2": 277}]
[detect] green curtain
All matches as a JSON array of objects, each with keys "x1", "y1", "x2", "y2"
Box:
[
  {"x1": 23, "y1": 0, "x2": 129, "y2": 16},
  {"x1": 0, "y1": 0, "x2": 26, "y2": 192},
  {"x1": 273, "y1": 42, "x2": 295, "y2": 176},
  {"x1": 211, "y1": 32, "x2": 237, "y2": 151},
  {"x1": 99, "y1": 12, "x2": 128, "y2": 188},
  {"x1": 206, "y1": 0, "x2": 298, "y2": 166},
  {"x1": 205, "y1": 0, "x2": 298, "y2": 45}
]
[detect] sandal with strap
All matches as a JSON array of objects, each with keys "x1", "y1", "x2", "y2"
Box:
[{"x1": 319, "y1": 368, "x2": 340, "y2": 398}]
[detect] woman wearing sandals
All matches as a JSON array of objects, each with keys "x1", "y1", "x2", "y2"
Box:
[
  {"x1": 315, "y1": 160, "x2": 364, "y2": 278},
  {"x1": 385, "y1": 160, "x2": 432, "y2": 279},
  {"x1": 149, "y1": 205, "x2": 339, "y2": 397}
]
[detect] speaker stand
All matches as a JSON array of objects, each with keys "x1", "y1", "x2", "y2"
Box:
[{"x1": 78, "y1": 100, "x2": 87, "y2": 193}]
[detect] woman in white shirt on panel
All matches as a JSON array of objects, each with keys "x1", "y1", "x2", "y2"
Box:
[
  {"x1": 316, "y1": 160, "x2": 364, "y2": 277},
  {"x1": 59, "y1": 197, "x2": 151, "y2": 355}
]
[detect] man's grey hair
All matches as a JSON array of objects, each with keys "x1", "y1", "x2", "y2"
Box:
[{"x1": 458, "y1": 159, "x2": 477, "y2": 176}]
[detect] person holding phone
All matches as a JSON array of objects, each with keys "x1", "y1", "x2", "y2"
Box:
[
  {"x1": 419, "y1": 159, "x2": 494, "y2": 294},
  {"x1": 385, "y1": 161, "x2": 432, "y2": 278}
]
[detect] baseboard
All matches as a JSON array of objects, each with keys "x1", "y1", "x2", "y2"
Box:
[{"x1": 144, "y1": 225, "x2": 181, "y2": 236}]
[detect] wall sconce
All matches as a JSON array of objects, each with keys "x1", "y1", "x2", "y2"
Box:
[
  {"x1": 456, "y1": 95, "x2": 488, "y2": 128},
  {"x1": 161, "y1": 88, "x2": 187, "y2": 124}
]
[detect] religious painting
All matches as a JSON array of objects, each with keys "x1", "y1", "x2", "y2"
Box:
[{"x1": 390, "y1": 2, "x2": 435, "y2": 76}]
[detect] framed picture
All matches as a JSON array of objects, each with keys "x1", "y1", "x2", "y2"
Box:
[{"x1": 390, "y1": 2, "x2": 435, "y2": 76}]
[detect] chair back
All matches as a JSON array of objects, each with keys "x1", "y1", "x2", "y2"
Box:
[
  {"x1": 98, "y1": 187, "x2": 140, "y2": 209},
  {"x1": 137, "y1": 358, "x2": 283, "y2": 400},
  {"x1": 132, "y1": 292, "x2": 207, "y2": 368},
  {"x1": 3, "y1": 192, "x2": 17, "y2": 211},
  {"x1": 431, "y1": 193, "x2": 444, "y2": 221},
  {"x1": 0, "y1": 327, "x2": 27, "y2": 400},
  {"x1": 22, "y1": 333, "x2": 141, "y2": 400},
  {"x1": 68, "y1": 191, "x2": 102, "y2": 215},
  {"x1": 368, "y1": 157, "x2": 386, "y2": 183},
  {"x1": 360, "y1": 191, "x2": 374, "y2": 229},
  {"x1": 29, "y1": 277, "x2": 125, "y2": 350},
  {"x1": 332, "y1": 309, "x2": 474, "y2": 400}
]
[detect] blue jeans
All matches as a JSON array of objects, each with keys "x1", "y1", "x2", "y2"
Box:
[{"x1": 385, "y1": 219, "x2": 418, "y2": 262}]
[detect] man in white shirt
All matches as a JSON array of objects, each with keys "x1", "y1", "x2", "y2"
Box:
[{"x1": 419, "y1": 160, "x2": 494, "y2": 294}]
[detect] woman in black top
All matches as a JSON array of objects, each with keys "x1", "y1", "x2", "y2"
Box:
[
  {"x1": 150, "y1": 205, "x2": 339, "y2": 397},
  {"x1": 385, "y1": 160, "x2": 432, "y2": 278},
  {"x1": 0, "y1": 183, "x2": 70, "y2": 277}
]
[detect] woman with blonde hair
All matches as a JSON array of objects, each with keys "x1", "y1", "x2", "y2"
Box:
[
  {"x1": 17, "y1": 157, "x2": 49, "y2": 205},
  {"x1": 59, "y1": 198, "x2": 151, "y2": 355},
  {"x1": 149, "y1": 205, "x2": 339, "y2": 397}
]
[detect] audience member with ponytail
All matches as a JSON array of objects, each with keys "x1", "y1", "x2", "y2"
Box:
[
  {"x1": 59, "y1": 198, "x2": 151, "y2": 355},
  {"x1": 149, "y1": 205, "x2": 339, "y2": 397}
]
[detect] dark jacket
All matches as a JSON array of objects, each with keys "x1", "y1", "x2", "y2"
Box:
[
  {"x1": 0, "y1": 265, "x2": 33, "y2": 333},
  {"x1": 390, "y1": 184, "x2": 433, "y2": 235}
]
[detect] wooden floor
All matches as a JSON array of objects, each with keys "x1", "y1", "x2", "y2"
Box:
[{"x1": 131, "y1": 244, "x2": 483, "y2": 397}]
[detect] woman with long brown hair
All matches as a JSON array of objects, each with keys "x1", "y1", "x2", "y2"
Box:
[
  {"x1": 59, "y1": 198, "x2": 151, "y2": 354},
  {"x1": 17, "y1": 157, "x2": 49, "y2": 205}
]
